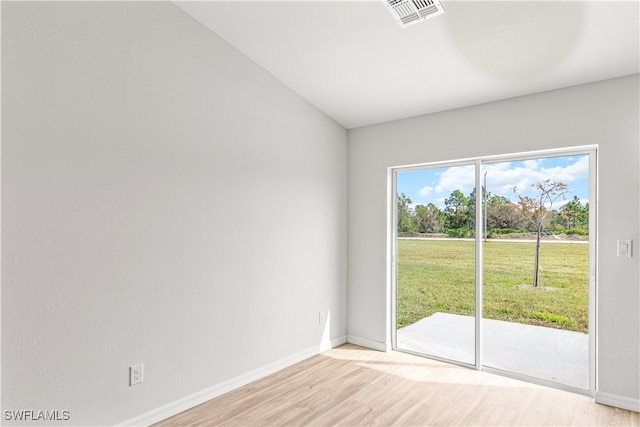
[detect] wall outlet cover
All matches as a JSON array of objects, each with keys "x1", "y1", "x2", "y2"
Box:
[{"x1": 130, "y1": 363, "x2": 143, "y2": 386}]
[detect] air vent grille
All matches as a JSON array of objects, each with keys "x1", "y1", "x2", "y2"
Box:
[{"x1": 385, "y1": 0, "x2": 445, "y2": 28}]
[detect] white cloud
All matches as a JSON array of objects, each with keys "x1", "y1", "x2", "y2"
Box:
[
  {"x1": 418, "y1": 156, "x2": 588, "y2": 205},
  {"x1": 419, "y1": 186, "x2": 434, "y2": 197},
  {"x1": 484, "y1": 156, "x2": 588, "y2": 199},
  {"x1": 438, "y1": 165, "x2": 475, "y2": 194}
]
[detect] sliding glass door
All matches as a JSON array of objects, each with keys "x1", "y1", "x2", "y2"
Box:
[{"x1": 392, "y1": 149, "x2": 595, "y2": 393}]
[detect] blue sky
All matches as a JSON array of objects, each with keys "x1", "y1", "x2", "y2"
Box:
[{"x1": 398, "y1": 155, "x2": 589, "y2": 210}]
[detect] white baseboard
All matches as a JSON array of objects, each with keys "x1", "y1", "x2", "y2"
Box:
[
  {"x1": 346, "y1": 335, "x2": 390, "y2": 352},
  {"x1": 596, "y1": 391, "x2": 640, "y2": 413},
  {"x1": 116, "y1": 336, "x2": 347, "y2": 427},
  {"x1": 322, "y1": 335, "x2": 347, "y2": 352}
]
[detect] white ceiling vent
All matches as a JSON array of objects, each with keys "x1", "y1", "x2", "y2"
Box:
[{"x1": 385, "y1": 0, "x2": 445, "y2": 28}]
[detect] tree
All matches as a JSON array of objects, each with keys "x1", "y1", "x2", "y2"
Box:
[
  {"x1": 397, "y1": 193, "x2": 416, "y2": 233},
  {"x1": 414, "y1": 203, "x2": 442, "y2": 233},
  {"x1": 467, "y1": 186, "x2": 485, "y2": 231},
  {"x1": 444, "y1": 190, "x2": 470, "y2": 230},
  {"x1": 559, "y1": 196, "x2": 589, "y2": 231},
  {"x1": 513, "y1": 180, "x2": 571, "y2": 287},
  {"x1": 486, "y1": 194, "x2": 526, "y2": 231}
]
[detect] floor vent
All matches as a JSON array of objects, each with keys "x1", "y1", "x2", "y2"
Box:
[{"x1": 385, "y1": 0, "x2": 445, "y2": 28}]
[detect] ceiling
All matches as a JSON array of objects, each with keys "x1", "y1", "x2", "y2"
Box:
[{"x1": 175, "y1": 1, "x2": 640, "y2": 129}]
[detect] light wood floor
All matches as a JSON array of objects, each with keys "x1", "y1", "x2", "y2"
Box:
[{"x1": 155, "y1": 344, "x2": 639, "y2": 426}]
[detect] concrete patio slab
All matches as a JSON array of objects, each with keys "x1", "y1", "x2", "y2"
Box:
[{"x1": 397, "y1": 312, "x2": 589, "y2": 389}]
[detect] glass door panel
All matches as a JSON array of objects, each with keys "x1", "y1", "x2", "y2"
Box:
[
  {"x1": 481, "y1": 155, "x2": 591, "y2": 389},
  {"x1": 395, "y1": 165, "x2": 476, "y2": 366}
]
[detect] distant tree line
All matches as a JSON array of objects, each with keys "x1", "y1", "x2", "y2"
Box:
[{"x1": 398, "y1": 188, "x2": 588, "y2": 238}]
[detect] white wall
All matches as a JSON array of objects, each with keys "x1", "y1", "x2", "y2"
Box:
[
  {"x1": 1, "y1": 2, "x2": 347, "y2": 425},
  {"x1": 348, "y1": 75, "x2": 640, "y2": 406}
]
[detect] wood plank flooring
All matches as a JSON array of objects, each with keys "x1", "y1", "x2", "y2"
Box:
[{"x1": 155, "y1": 344, "x2": 639, "y2": 426}]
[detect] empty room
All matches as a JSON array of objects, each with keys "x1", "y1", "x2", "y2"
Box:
[{"x1": 1, "y1": 1, "x2": 639, "y2": 426}]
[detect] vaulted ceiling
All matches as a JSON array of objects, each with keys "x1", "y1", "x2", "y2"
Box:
[{"x1": 175, "y1": 1, "x2": 640, "y2": 129}]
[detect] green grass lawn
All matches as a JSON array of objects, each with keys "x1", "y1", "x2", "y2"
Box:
[{"x1": 396, "y1": 239, "x2": 589, "y2": 333}]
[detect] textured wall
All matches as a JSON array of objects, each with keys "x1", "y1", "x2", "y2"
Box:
[
  {"x1": 2, "y1": 2, "x2": 347, "y2": 424},
  {"x1": 348, "y1": 75, "x2": 639, "y2": 404}
]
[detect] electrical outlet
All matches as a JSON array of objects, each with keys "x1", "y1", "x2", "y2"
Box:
[
  {"x1": 319, "y1": 311, "x2": 326, "y2": 325},
  {"x1": 130, "y1": 363, "x2": 143, "y2": 386}
]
